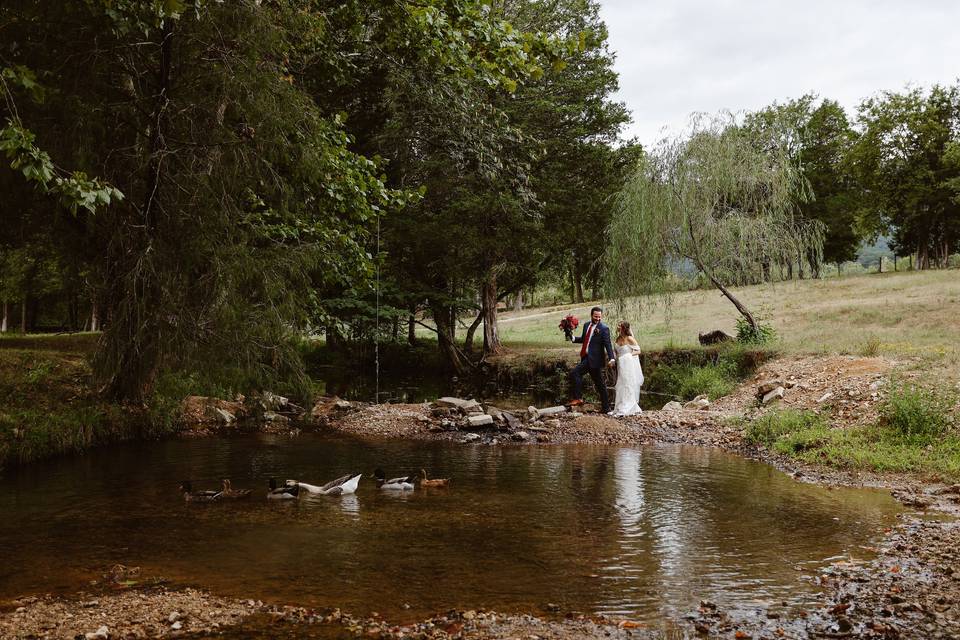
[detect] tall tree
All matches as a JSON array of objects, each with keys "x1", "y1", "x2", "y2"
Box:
[{"x1": 851, "y1": 85, "x2": 960, "y2": 268}]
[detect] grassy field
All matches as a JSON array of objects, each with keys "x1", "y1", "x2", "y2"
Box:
[{"x1": 495, "y1": 269, "x2": 960, "y2": 378}]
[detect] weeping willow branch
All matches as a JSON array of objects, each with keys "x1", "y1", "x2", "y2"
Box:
[{"x1": 605, "y1": 111, "x2": 824, "y2": 330}]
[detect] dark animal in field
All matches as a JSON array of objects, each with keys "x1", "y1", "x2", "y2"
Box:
[{"x1": 698, "y1": 330, "x2": 734, "y2": 346}]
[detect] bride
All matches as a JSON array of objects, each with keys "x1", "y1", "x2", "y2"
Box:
[{"x1": 609, "y1": 322, "x2": 644, "y2": 416}]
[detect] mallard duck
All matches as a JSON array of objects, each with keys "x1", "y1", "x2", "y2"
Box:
[
  {"x1": 179, "y1": 480, "x2": 221, "y2": 502},
  {"x1": 288, "y1": 474, "x2": 362, "y2": 496},
  {"x1": 420, "y1": 468, "x2": 449, "y2": 488},
  {"x1": 220, "y1": 479, "x2": 252, "y2": 499},
  {"x1": 374, "y1": 468, "x2": 415, "y2": 491},
  {"x1": 267, "y1": 477, "x2": 299, "y2": 500}
]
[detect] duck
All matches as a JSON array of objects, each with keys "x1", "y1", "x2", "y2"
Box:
[
  {"x1": 419, "y1": 468, "x2": 449, "y2": 488},
  {"x1": 374, "y1": 468, "x2": 415, "y2": 491},
  {"x1": 179, "y1": 480, "x2": 222, "y2": 502},
  {"x1": 287, "y1": 473, "x2": 362, "y2": 496},
  {"x1": 220, "y1": 479, "x2": 252, "y2": 499},
  {"x1": 267, "y1": 477, "x2": 299, "y2": 500}
]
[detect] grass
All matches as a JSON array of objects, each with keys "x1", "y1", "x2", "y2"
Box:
[{"x1": 742, "y1": 385, "x2": 960, "y2": 478}]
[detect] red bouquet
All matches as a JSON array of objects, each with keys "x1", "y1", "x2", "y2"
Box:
[{"x1": 559, "y1": 314, "x2": 579, "y2": 341}]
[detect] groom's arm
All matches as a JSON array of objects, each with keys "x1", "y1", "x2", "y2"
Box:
[
  {"x1": 602, "y1": 326, "x2": 615, "y2": 362},
  {"x1": 572, "y1": 325, "x2": 586, "y2": 344}
]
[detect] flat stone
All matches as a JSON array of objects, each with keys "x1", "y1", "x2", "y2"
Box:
[
  {"x1": 757, "y1": 379, "x2": 784, "y2": 396},
  {"x1": 762, "y1": 386, "x2": 785, "y2": 405},
  {"x1": 465, "y1": 414, "x2": 494, "y2": 428},
  {"x1": 436, "y1": 397, "x2": 481, "y2": 413},
  {"x1": 684, "y1": 398, "x2": 710, "y2": 410},
  {"x1": 485, "y1": 405, "x2": 504, "y2": 419},
  {"x1": 512, "y1": 431, "x2": 530, "y2": 441},
  {"x1": 85, "y1": 626, "x2": 109, "y2": 640},
  {"x1": 503, "y1": 412, "x2": 521, "y2": 429},
  {"x1": 461, "y1": 433, "x2": 481, "y2": 443},
  {"x1": 662, "y1": 401, "x2": 683, "y2": 411},
  {"x1": 817, "y1": 392, "x2": 834, "y2": 403},
  {"x1": 536, "y1": 405, "x2": 568, "y2": 417}
]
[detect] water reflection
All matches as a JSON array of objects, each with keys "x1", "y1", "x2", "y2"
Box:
[{"x1": 0, "y1": 436, "x2": 903, "y2": 625}]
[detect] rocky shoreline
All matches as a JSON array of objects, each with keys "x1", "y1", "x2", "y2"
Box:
[{"x1": 4, "y1": 355, "x2": 959, "y2": 639}]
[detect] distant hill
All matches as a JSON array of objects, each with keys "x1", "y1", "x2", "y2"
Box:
[{"x1": 856, "y1": 236, "x2": 895, "y2": 267}]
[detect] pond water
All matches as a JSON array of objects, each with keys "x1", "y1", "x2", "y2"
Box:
[{"x1": 1, "y1": 435, "x2": 903, "y2": 626}]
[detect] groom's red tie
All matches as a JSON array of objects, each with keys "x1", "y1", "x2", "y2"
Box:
[{"x1": 580, "y1": 323, "x2": 595, "y2": 359}]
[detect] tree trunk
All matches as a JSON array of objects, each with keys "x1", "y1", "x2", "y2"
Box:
[
  {"x1": 20, "y1": 299, "x2": 28, "y2": 333},
  {"x1": 573, "y1": 268, "x2": 584, "y2": 303},
  {"x1": 430, "y1": 301, "x2": 468, "y2": 374},
  {"x1": 513, "y1": 289, "x2": 523, "y2": 312},
  {"x1": 786, "y1": 260, "x2": 793, "y2": 280},
  {"x1": 90, "y1": 302, "x2": 100, "y2": 332},
  {"x1": 893, "y1": 254, "x2": 897, "y2": 272},
  {"x1": 463, "y1": 309, "x2": 484, "y2": 354},
  {"x1": 481, "y1": 274, "x2": 502, "y2": 356},
  {"x1": 407, "y1": 311, "x2": 416, "y2": 346},
  {"x1": 391, "y1": 314, "x2": 399, "y2": 342},
  {"x1": 1, "y1": 300, "x2": 7, "y2": 333},
  {"x1": 697, "y1": 263, "x2": 757, "y2": 331}
]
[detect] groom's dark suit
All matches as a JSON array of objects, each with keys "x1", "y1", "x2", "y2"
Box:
[{"x1": 570, "y1": 320, "x2": 616, "y2": 412}]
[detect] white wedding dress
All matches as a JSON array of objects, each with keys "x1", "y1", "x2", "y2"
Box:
[{"x1": 610, "y1": 344, "x2": 644, "y2": 416}]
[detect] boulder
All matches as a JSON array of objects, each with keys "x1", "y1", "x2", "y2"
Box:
[
  {"x1": 436, "y1": 397, "x2": 482, "y2": 413},
  {"x1": 260, "y1": 391, "x2": 289, "y2": 411},
  {"x1": 527, "y1": 405, "x2": 539, "y2": 420},
  {"x1": 461, "y1": 433, "x2": 481, "y2": 443},
  {"x1": 762, "y1": 386, "x2": 785, "y2": 405},
  {"x1": 213, "y1": 408, "x2": 236, "y2": 425},
  {"x1": 512, "y1": 431, "x2": 530, "y2": 441},
  {"x1": 502, "y1": 411, "x2": 521, "y2": 429},
  {"x1": 684, "y1": 396, "x2": 710, "y2": 410},
  {"x1": 662, "y1": 401, "x2": 683, "y2": 411}
]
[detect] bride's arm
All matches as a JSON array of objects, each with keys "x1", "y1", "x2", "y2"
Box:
[{"x1": 627, "y1": 336, "x2": 641, "y2": 357}]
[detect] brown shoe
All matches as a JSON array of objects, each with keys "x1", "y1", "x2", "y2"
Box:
[{"x1": 567, "y1": 398, "x2": 584, "y2": 407}]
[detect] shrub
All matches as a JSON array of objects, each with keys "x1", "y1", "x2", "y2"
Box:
[
  {"x1": 858, "y1": 335, "x2": 882, "y2": 357},
  {"x1": 879, "y1": 384, "x2": 954, "y2": 446},
  {"x1": 736, "y1": 317, "x2": 777, "y2": 344}
]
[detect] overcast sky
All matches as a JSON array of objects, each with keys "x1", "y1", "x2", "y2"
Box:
[{"x1": 597, "y1": 0, "x2": 960, "y2": 146}]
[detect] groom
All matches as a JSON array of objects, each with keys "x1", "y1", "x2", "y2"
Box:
[{"x1": 567, "y1": 306, "x2": 616, "y2": 413}]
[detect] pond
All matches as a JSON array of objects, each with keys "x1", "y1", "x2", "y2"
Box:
[{"x1": 1, "y1": 434, "x2": 903, "y2": 627}]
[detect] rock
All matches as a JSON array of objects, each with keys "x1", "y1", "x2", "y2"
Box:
[
  {"x1": 817, "y1": 392, "x2": 834, "y2": 403},
  {"x1": 662, "y1": 401, "x2": 683, "y2": 411},
  {"x1": 334, "y1": 399, "x2": 353, "y2": 410},
  {"x1": 762, "y1": 386, "x2": 785, "y2": 405},
  {"x1": 527, "y1": 406, "x2": 539, "y2": 420},
  {"x1": 537, "y1": 405, "x2": 568, "y2": 417},
  {"x1": 171, "y1": 621, "x2": 183, "y2": 631},
  {"x1": 785, "y1": 379, "x2": 799, "y2": 388},
  {"x1": 502, "y1": 412, "x2": 521, "y2": 429},
  {"x1": 85, "y1": 626, "x2": 109, "y2": 640},
  {"x1": 436, "y1": 397, "x2": 478, "y2": 411},
  {"x1": 168, "y1": 612, "x2": 181, "y2": 623},
  {"x1": 213, "y1": 408, "x2": 236, "y2": 425},
  {"x1": 485, "y1": 405, "x2": 504, "y2": 420},
  {"x1": 464, "y1": 414, "x2": 494, "y2": 428},
  {"x1": 461, "y1": 433, "x2": 481, "y2": 443},
  {"x1": 262, "y1": 411, "x2": 289, "y2": 424},
  {"x1": 870, "y1": 380, "x2": 885, "y2": 391},
  {"x1": 512, "y1": 431, "x2": 530, "y2": 441},
  {"x1": 757, "y1": 379, "x2": 784, "y2": 396},
  {"x1": 260, "y1": 391, "x2": 289, "y2": 411},
  {"x1": 684, "y1": 396, "x2": 710, "y2": 410}
]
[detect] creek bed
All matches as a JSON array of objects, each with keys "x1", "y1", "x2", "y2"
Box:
[{"x1": 1, "y1": 433, "x2": 903, "y2": 627}]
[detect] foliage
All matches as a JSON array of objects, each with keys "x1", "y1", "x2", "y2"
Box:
[
  {"x1": 851, "y1": 85, "x2": 960, "y2": 268},
  {"x1": 644, "y1": 352, "x2": 740, "y2": 402}
]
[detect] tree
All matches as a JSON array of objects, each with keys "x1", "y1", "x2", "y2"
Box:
[
  {"x1": 606, "y1": 112, "x2": 823, "y2": 333},
  {"x1": 851, "y1": 85, "x2": 960, "y2": 268}
]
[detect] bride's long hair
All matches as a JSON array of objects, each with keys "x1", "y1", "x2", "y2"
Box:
[{"x1": 616, "y1": 322, "x2": 633, "y2": 342}]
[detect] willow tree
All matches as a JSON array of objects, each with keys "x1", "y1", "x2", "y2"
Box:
[{"x1": 606, "y1": 113, "x2": 823, "y2": 333}]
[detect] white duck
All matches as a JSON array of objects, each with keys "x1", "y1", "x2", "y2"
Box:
[
  {"x1": 287, "y1": 473, "x2": 362, "y2": 496},
  {"x1": 374, "y1": 468, "x2": 415, "y2": 491}
]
